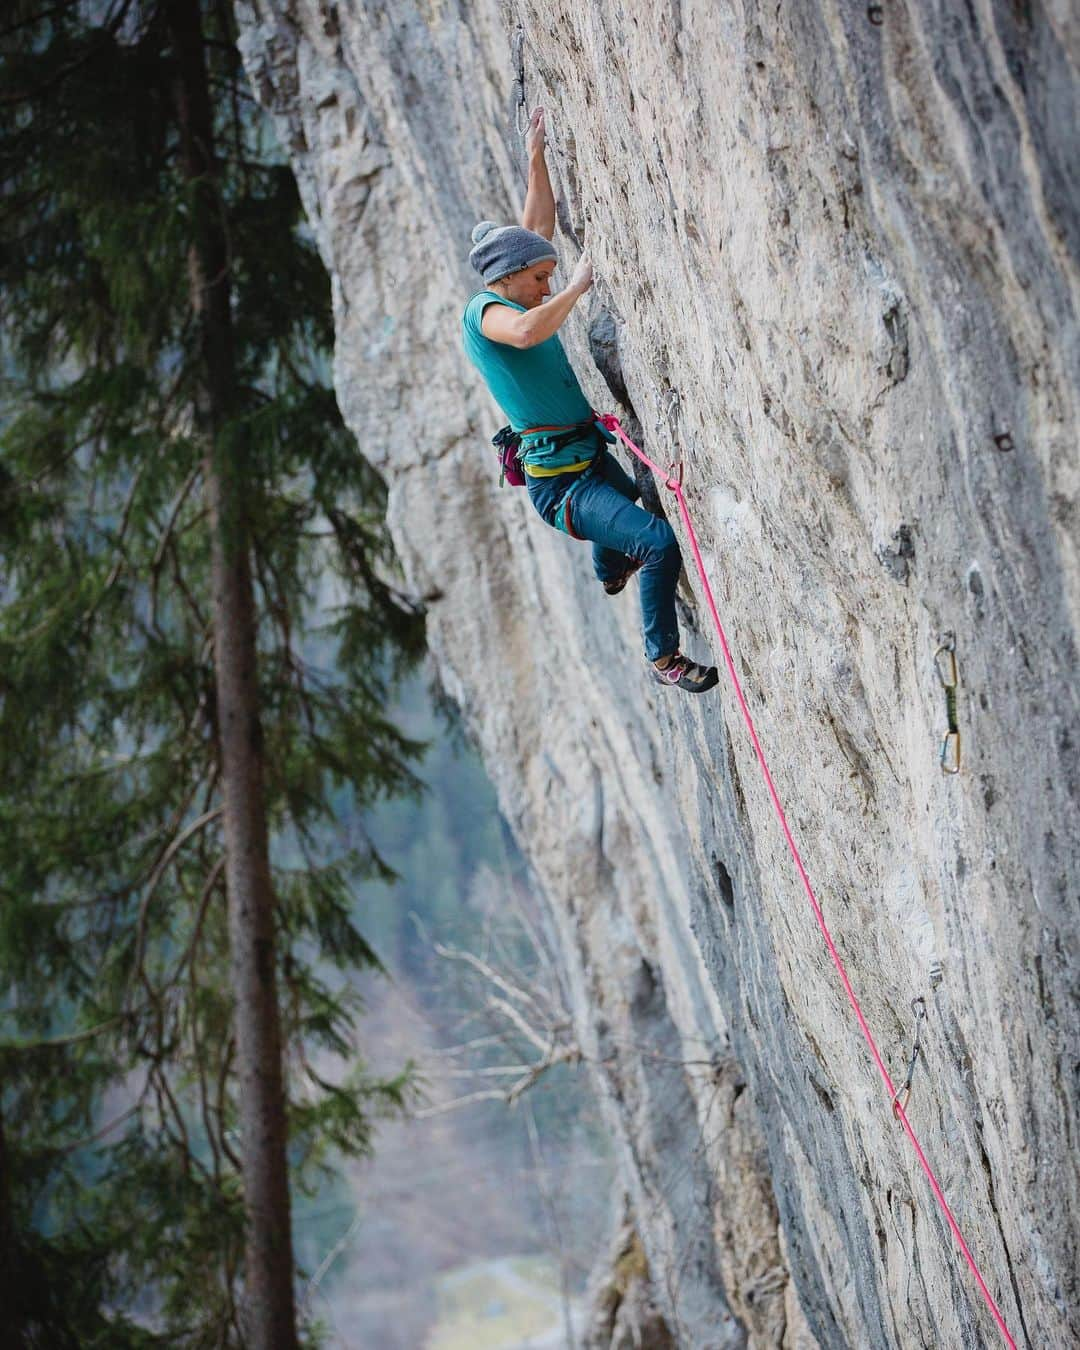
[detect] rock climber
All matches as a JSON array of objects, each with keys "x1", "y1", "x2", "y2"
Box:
[{"x1": 460, "y1": 107, "x2": 718, "y2": 695}]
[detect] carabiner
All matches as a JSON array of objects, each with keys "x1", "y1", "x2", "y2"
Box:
[
  {"x1": 655, "y1": 388, "x2": 680, "y2": 430},
  {"x1": 892, "y1": 997, "x2": 927, "y2": 1121},
  {"x1": 934, "y1": 638, "x2": 957, "y2": 690},
  {"x1": 940, "y1": 732, "x2": 961, "y2": 775}
]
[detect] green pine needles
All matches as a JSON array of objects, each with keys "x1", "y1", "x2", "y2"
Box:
[{"x1": 0, "y1": 1, "x2": 427, "y2": 1343}]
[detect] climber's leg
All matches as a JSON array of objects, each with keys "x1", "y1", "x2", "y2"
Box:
[
  {"x1": 586, "y1": 450, "x2": 641, "y2": 587},
  {"x1": 521, "y1": 452, "x2": 638, "y2": 589},
  {"x1": 524, "y1": 465, "x2": 590, "y2": 529},
  {"x1": 560, "y1": 473, "x2": 681, "y2": 662}
]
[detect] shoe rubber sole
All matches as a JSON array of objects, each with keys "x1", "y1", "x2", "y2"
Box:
[{"x1": 652, "y1": 665, "x2": 719, "y2": 694}]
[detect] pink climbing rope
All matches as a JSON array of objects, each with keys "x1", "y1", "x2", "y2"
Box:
[{"x1": 597, "y1": 413, "x2": 1018, "y2": 1350}]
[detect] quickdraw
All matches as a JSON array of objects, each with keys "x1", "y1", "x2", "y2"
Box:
[
  {"x1": 512, "y1": 26, "x2": 528, "y2": 137},
  {"x1": 655, "y1": 386, "x2": 680, "y2": 431},
  {"x1": 891, "y1": 997, "x2": 927, "y2": 1120},
  {"x1": 935, "y1": 636, "x2": 961, "y2": 774},
  {"x1": 654, "y1": 389, "x2": 683, "y2": 489}
]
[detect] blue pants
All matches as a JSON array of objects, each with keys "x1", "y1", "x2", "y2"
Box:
[{"x1": 526, "y1": 449, "x2": 682, "y2": 662}]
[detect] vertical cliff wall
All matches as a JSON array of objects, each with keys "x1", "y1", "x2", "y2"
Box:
[{"x1": 235, "y1": 3, "x2": 1078, "y2": 1346}]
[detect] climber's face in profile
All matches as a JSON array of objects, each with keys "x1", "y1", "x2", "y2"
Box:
[{"x1": 497, "y1": 261, "x2": 556, "y2": 310}]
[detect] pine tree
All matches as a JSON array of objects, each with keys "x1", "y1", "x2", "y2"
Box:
[{"x1": 0, "y1": 2, "x2": 426, "y2": 1343}]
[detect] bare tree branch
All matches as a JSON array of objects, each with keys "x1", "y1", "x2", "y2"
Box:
[
  {"x1": 484, "y1": 994, "x2": 551, "y2": 1057},
  {"x1": 433, "y1": 940, "x2": 546, "y2": 1019},
  {"x1": 410, "y1": 1089, "x2": 511, "y2": 1120},
  {"x1": 300, "y1": 1212, "x2": 363, "y2": 1316}
]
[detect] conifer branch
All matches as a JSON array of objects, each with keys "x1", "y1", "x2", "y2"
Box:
[
  {"x1": 0, "y1": 5, "x2": 74, "y2": 41},
  {"x1": 255, "y1": 547, "x2": 322, "y2": 743},
  {"x1": 132, "y1": 802, "x2": 222, "y2": 999},
  {"x1": 168, "y1": 852, "x2": 225, "y2": 987},
  {"x1": 0, "y1": 0, "x2": 135, "y2": 105},
  {"x1": 8, "y1": 407, "x2": 111, "y2": 492},
  {"x1": 166, "y1": 519, "x2": 210, "y2": 632},
  {"x1": 1, "y1": 1012, "x2": 128, "y2": 1052},
  {"x1": 153, "y1": 462, "x2": 203, "y2": 571},
  {"x1": 83, "y1": 461, "x2": 147, "y2": 624},
  {"x1": 216, "y1": 1035, "x2": 241, "y2": 1172},
  {"x1": 51, "y1": 1102, "x2": 141, "y2": 1156},
  {"x1": 210, "y1": 0, "x2": 248, "y2": 192},
  {"x1": 150, "y1": 1062, "x2": 200, "y2": 1182},
  {"x1": 150, "y1": 464, "x2": 205, "y2": 640},
  {"x1": 189, "y1": 971, "x2": 223, "y2": 1185}
]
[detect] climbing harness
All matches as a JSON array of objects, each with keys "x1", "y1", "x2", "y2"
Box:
[
  {"x1": 512, "y1": 26, "x2": 528, "y2": 137},
  {"x1": 492, "y1": 419, "x2": 602, "y2": 487},
  {"x1": 891, "y1": 997, "x2": 926, "y2": 1120},
  {"x1": 935, "y1": 636, "x2": 961, "y2": 774},
  {"x1": 596, "y1": 411, "x2": 1018, "y2": 1350}
]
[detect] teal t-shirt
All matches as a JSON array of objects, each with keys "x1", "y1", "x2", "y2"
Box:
[{"x1": 461, "y1": 290, "x2": 608, "y2": 474}]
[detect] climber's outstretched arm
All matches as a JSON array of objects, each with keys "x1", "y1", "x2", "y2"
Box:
[{"x1": 521, "y1": 107, "x2": 555, "y2": 241}]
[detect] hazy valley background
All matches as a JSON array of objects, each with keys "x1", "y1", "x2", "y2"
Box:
[{"x1": 292, "y1": 673, "x2": 614, "y2": 1349}]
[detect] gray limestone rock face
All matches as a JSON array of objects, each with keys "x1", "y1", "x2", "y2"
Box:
[
  {"x1": 234, "y1": 2, "x2": 1078, "y2": 1346},
  {"x1": 583, "y1": 1202, "x2": 678, "y2": 1350}
]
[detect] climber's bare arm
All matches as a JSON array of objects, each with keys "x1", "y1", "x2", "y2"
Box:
[
  {"x1": 521, "y1": 108, "x2": 555, "y2": 240},
  {"x1": 481, "y1": 256, "x2": 594, "y2": 348}
]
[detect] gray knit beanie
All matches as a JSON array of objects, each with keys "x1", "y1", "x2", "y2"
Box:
[{"x1": 469, "y1": 220, "x2": 558, "y2": 283}]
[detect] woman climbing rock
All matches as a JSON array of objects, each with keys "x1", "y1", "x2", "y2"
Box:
[{"x1": 461, "y1": 107, "x2": 718, "y2": 695}]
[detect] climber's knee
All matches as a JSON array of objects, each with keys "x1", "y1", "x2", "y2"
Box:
[{"x1": 644, "y1": 518, "x2": 679, "y2": 568}]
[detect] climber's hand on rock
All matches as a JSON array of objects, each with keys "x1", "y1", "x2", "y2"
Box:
[
  {"x1": 571, "y1": 252, "x2": 593, "y2": 294},
  {"x1": 525, "y1": 106, "x2": 546, "y2": 158}
]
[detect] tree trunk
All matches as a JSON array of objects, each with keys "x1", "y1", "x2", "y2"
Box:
[
  {"x1": 0, "y1": 1101, "x2": 13, "y2": 1329},
  {"x1": 164, "y1": 1, "x2": 299, "y2": 1343}
]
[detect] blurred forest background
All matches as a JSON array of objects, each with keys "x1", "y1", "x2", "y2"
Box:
[
  {"x1": 0, "y1": 1, "x2": 609, "y2": 1345},
  {"x1": 299, "y1": 675, "x2": 613, "y2": 1349}
]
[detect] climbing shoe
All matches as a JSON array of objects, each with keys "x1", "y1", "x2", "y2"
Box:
[
  {"x1": 652, "y1": 652, "x2": 719, "y2": 694},
  {"x1": 602, "y1": 559, "x2": 643, "y2": 595}
]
